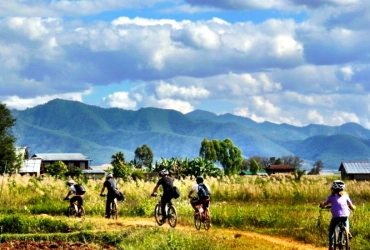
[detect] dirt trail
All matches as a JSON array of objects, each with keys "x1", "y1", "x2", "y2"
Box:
[
  {"x1": 90, "y1": 217, "x2": 327, "y2": 250},
  {"x1": 0, "y1": 216, "x2": 327, "y2": 250}
]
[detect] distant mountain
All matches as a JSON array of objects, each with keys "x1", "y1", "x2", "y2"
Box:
[{"x1": 10, "y1": 99, "x2": 370, "y2": 169}]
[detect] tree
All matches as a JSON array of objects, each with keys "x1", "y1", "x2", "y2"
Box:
[
  {"x1": 310, "y1": 159, "x2": 324, "y2": 175},
  {"x1": 282, "y1": 155, "x2": 303, "y2": 169},
  {"x1": 44, "y1": 161, "x2": 68, "y2": 177},
  {"x1": 0, "y1": 103, "x2": 17, "y2": 173},
  {"x1": 250, "y1": 159, "x2": 260, "y2": 175},
  {"x1": 111, "y1": 151, "x2": 132, "y2": 180},
  {"x1": 134, "y1": 144, "x2": 154, "y2": 170},
  {"x1": 199, "y1": 138, "x2": 217, "y2": 162},
  {"x1": 218, "y1": 139, "x2": 243, "y2": 176}
]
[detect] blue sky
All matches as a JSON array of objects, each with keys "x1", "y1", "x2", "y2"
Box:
[{"x1": 1, "y1": 0, "x2": 370, "y2": 128}]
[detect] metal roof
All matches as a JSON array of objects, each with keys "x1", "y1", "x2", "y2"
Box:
[
  {"x1": 339, "y1": 162, "x2": 370, "y2": 174},
  {"x1": 31, "y1": 153, "x2": 90, "y2": 161}
]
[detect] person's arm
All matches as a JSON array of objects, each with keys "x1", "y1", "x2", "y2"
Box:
[
  {"x1": 188, "y1": 190, "x2": 195, "y2": 198},
  {"x1": 100, "y1": 185, "x2": 105, "y2": 195},
  {"x1": 65, "y1": 190, "x2": 73, "y2": 199},
  {"x1": 151, "y1": 184, "x2": 160, "y2": 195}
]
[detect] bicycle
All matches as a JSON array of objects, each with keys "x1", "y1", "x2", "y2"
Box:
[
  {"x1": 65, "y1": 198, "x2": 85, "y2": 219},
  {"x1": 320, "y1": 205, "x2": 350, "y2": 250},
  {"x1": 151, "y1": 193, "x2": 177, "y2": 228},
  {"x1": 100, "y1": 194, "x2": 118, "y2": 220},
  {"x1": 193, "y1": 203, "x2": 211, "y2": 231}
]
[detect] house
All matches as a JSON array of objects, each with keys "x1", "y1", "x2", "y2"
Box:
[
  {"x1": 266, "y1": 164, "x2": 295, "y2": 175},
  {"x1": 31, "y1": 153, "x2": 91, "y2": 174},
  {"x1": 19, "y1": 158, "x2": 42, "y2": 176},
  {"x1": 338, "y1": 162, "x2": 370, "y2": 180}
]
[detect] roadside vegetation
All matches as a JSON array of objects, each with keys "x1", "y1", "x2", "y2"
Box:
[{"x1": 0, "y1": 174, "x2": 369, "y2": 249}]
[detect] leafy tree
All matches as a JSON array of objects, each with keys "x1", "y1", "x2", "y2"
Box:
[
  {"x1": 44, "y1": 161, "x2": 68, "y2": 177},
  {"x1": 199, "y1": 138, "x2": 217, "y2": 162},
  {"x1": 250, "y1": 159, "x2": 260, "y2": 175},
  {"x1": 111, "y1": 151, "x2": 132, "y2": 180},
  {"x1": 0, "y1": 103, "x2": 17, "y2": 173},
  {"x1": 134, "y1": 144, "x2": 154, "y2": 170},
  {"x1": 218, "y1": 138, "x2": 243, "y2": 176},
  {"x1": 65, "y1": 167, "x2": 83, "y2": 178},
  {"x1": 199, "y1": 138, "x2": 242, "y2": 176}
]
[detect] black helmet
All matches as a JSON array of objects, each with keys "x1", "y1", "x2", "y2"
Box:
[{"x1": 196, "y1": 176, "x2": 204, "y2": 184}]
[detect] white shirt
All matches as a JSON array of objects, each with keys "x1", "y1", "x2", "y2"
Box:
[{"x1": 192, "y1": 183, "x2": 211, "y2": 193}]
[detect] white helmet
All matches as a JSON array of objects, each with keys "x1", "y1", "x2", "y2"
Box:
[
  {"x1": 332, "y1": 180, "x2": 345, "y2": 190},
  {"x1": 106, "y1": 173, "x2": 113, "y2": 180},
  {"x1": 159, "y1": 169, "x2": 169, "y2": 176},
  {"x1": 67, "y1": 180, "x2": 75, "y2": 185}
]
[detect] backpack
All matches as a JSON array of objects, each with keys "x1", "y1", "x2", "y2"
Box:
[
  {"x1": 197, "y1": 183, "x2": 210, "y2": 200},
  {"x1": 74, "y1": 184, "x2": 86, "y2": 195},
  {"x1": 172, "y1": 186, "x2": 180, "y2": 199}
]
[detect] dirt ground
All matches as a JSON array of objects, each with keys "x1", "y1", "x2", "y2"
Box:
[{"x1": 0, "y1": 216, "x2": 327, "y2": 250}]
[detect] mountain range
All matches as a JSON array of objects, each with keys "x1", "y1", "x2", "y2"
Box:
[{"x1": 10, "y1": 99, "x2": 370, "y2": 170}]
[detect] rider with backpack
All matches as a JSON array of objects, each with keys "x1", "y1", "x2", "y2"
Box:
[
  {"x1": 188, "y1": 176, "x2": 211, "y2": 215},
  {"x1": 100, "y1": 173, "x2": 119, "y2": 218},
  {"x1": 151, "y1": 169, "x2": 174, "y2": 224},
  {"x1": 64, "y1": 179, "x2": 85, "y2": 213}
]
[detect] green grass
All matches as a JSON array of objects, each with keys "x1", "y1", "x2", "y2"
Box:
[{"x1": 1, "y1": 174, "x2": 370, "y2": 249}]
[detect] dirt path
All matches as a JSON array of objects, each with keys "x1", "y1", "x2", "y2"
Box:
[
  {"x1": 0, "y1": 215, "x2": 327, "y2": 250},
  {"x1": 88, "y1": 217, "x2": 327, "y2": 250}
]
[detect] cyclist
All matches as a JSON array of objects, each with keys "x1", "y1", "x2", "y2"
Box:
[
  {"x1": 151, "y1": 169, "x2": 174, "y2": 224},
  {"x1": 100, "y1": 173, "x2": 118, "y2": 218},
  {"x1": 187, "y1": 176, "x2": 211, "y2": 215},
  {"x1": 320, "y1": 180, "x2": 356, "y2": 250},
  {"x1": 64, "y1": 179, "x2": 84, "y2": 214}
]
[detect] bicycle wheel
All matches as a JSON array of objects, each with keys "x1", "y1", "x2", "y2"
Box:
[
  {"x1": 333, "y1": 226, "x2": 341, "y2": 250},
  {"x1": 203, "y1": 209, "x2": 211, "y2": 231},
  {"x1": 78, "y1": 206, "x2": 85, "y2": 219},
  {"x1": 167, "y1": 205, "x2": 177, "y2": 228},
  {"x1": 111, "y1": 201, "x2": 118, "y2": 220},
  {"x1": 67, "y1": 206, "x2": 74, "y2": 218},
  {"x1": 194, "y1": 213, "x2": 201, "y2": 230},
  {"x1": 154, "y1": 204, "x2": 164, "y2": 226},
  {"x1": 341, "y1": 227, "x2": 350, "y2": 250}
]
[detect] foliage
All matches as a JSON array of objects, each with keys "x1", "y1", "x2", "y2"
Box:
[
  {"x1": 199, "y1": 138, "x2": 243, "y2": 176},
  {"x1": 0, "y1": 103, "x2": 17, "y2": 173},
  {"x1": 309, "y1": 159, "x2": 324, "y2": 175},
  {"x1": 65, "y1": 166, "x2": 83, "y2": 178},
  {"x1": 44, "y1": 161, "x2": 68, "y2": 177},
  {"x1": 134, "y1": 144, "x2": 154, "y2": 170},
  {"x1": 111, "y1": 151, "x2": 132, "y2": 180},
  {"x1": 250, "y1": 159, "x2": 260, "y2": 175}
]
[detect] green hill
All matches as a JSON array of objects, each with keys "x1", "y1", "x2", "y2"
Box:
[{"x1": 11, "y1": 99, "x2": 370, "y2": 169}]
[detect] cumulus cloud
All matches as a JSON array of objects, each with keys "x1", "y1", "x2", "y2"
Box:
[{"x1": 1, "y1": 0, "x2": 370, "y2": 129}]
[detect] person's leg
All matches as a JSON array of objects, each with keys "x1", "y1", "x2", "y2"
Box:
[
  {"x1": 105, "y1": 197, "x2": 113, "y2": 218},
  {"x1": 70, "y1": 196, "x2": 79, "y2": 212},
  {"x1": 190, "y1": 199, "x2": 198, "y2": 212},
  {"x1": 76, "y1": 196, "x2": 83, "y2": 206},
  {"x1": 328, "y1": 218, "x2": 337, "y2": 248},
  {"x1": 160, "y1": 196, "x2": 167, "y2": 221}
]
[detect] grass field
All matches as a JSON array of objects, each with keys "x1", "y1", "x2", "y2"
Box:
[{"x1": 0, "y1": 174, "x2": 369, "y2": 249}]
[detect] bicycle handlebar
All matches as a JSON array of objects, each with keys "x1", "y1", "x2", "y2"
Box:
[
  {"x1": 151, "y1": 193, "x2": 162, "y2": 197},
  {"x1": 100, "y1": 194, "x2": 107, "y2": 197}
]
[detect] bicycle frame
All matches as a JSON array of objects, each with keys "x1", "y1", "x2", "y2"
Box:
[{"x1": 152, "y1": 193, "x2": 177, "y2": 228}]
